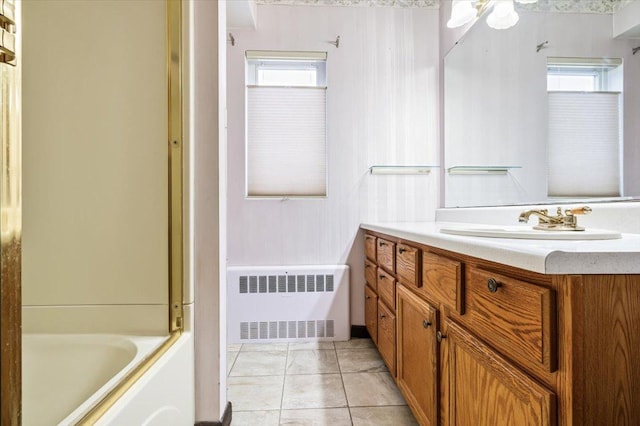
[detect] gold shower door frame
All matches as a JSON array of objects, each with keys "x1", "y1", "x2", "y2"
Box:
[{"x1": 0, "y1": 1, "x2": 21, "y2": 421}]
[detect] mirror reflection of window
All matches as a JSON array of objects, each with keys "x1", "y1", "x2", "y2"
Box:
[{"x1": 546, "y1": 58, "x2": 623, "y2": 198}]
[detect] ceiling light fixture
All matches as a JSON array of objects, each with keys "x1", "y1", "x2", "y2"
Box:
[{"x1": 447, "y1": 0, "x2": 537, "y2": 31}]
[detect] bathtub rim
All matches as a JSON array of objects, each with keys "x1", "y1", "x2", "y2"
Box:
[{"x1": 72, "y1": 330, "x2": 181, "y2": 425}]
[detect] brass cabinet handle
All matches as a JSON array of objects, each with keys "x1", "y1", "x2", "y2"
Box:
[
  {"x1": 487, "y1": 278, "x2": 502, "y2": 293},
  {"x1": 437, "y1": 330, "x2": 446, "y2": 343},
  {"x1": 422, "y1": 320, "x2": 431, "y2": 328}
]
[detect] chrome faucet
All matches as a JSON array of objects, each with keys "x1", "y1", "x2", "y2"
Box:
[{"x1": 518, "y1": 206, "x2": 592, "y2": 231}]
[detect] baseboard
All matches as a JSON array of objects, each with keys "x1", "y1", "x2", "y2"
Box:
[
  {"x1": 350, "y1": 325, "x2": 370, "y2": 339},
  {"x1": 195, "y1": 401, "x2": 232, "y2": 426}
]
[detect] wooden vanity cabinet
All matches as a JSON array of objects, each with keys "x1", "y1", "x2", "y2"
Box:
[
  {"x1": 363, "y1": 230, "x2": 640, "y2": 426},
  {"x1": 364, "y1": 235, "x2": 421, "y2": 379}
]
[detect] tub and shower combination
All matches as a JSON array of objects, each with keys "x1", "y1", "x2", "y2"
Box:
[{"x1": 22, "y1": 332, "x2": 194, "y2": 425}]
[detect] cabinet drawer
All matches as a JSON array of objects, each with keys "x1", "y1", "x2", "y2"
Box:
[
  {"x1": 465, "y1": 267, "x2": 557, "y2": 372},
  {"x1": 378, "y1": 300, "x2": 396, "y2": 376},
  {"x1": 396, "y1": 244, "x2": 421, "y2": 288},
  {"x1": 365, "y1": 234, "x2": 377, "y2": 261},
  {"x1": 422, "y1": 251, "x2": 463, "y2": 313},
  {"x1": 376, "y1": 238, "x2": 395, "y2": 273},
  {"x1": 365, "y1": 259, "x2": 377, "y2": 290},
  {"x1": 377, "y1": 268, "x2": 396, "y2": 311}
]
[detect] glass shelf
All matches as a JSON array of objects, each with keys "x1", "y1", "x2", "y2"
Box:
[
  {"x1": 369, "y1": 165, "x2": 437, "y2": 175},
  {"x1": 447, "y1": 166, "x2": 521, "y2": 175}
]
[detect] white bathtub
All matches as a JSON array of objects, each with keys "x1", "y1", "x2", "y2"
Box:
[{"x1": 22, "y1": 334, "x2": 166, "y2": 426}]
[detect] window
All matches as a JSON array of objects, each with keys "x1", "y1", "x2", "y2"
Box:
[
  {"x1": 547, "y1": 57, "x2": 623, "y2": 197},
  {"x1": 245, "y1": 51, "x2": 327, "y2": 197}
]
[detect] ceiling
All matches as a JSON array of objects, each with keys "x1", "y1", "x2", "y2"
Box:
[{"x1": 256, "y1": 0, "x2": 628, "y2": 13}]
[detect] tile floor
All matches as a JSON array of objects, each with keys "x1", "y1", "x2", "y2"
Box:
[{"x1": 227, "y1": 338, "x2": 418, "y2": 425}]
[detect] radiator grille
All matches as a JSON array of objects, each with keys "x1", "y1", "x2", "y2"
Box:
[
  {"x1": 240, "y1": 320, "x2": 336, "y2": 340},
  {"x1": 238, "y1": 274, "x2": 336, "y2": 294}
]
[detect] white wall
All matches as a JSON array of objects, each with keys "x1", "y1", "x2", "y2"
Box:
[
  {"x1": 192, "y1": 0, "x2": 228, "y2": 422},
  {"x1": 444, "y1": 11, "x2": 640, "y2": 207},
  {"x1": 226, "y1": 4, "x2": 440, "y2": 325}
]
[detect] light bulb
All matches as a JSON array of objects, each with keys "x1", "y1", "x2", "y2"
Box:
[
  {"x1": 447, "y1": 0, "x2": 478, "y2": 29},
  {"x1": 486, "y1": 0, "x2": 519, "y2": 30}
]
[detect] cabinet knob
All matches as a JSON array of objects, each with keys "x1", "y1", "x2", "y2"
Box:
[
  {"x1": 422, "y1": 320, "x2": 431, "y2": 328},
  {"x1": 487, "y1": 278, "x2": 502, "y2": 293},
  {"x1": 379, "y1": 275, "x2": 385, "y2": 280},
  {"x1": 380, "y1": 313, "x2": 386, "y2": 319},
  {"x1": 366, "y1": 295, "x2": 371, "y2": 300},
  {"x1": 379, "y1": 241, "x2": 387, "y2": 247},
  {"x1": 365, "y1": 264, "x2": 370, "y2": 268},
  {"x1": 436, "y1": 330, "x2": 446, "y2": 343},
  {"x1": 398, "y1": 247, "x2": 406, "y2": 254}
]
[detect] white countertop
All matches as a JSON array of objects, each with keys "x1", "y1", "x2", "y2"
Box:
[{"x1": 361, "y1": 221, "x2": 640, "y2": 275}]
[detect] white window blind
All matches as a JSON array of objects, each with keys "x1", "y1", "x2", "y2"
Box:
[
  {"x1": 547, "y1": 92, "x2": 621, "y2": 197},
  {"x1": 246, "y1": 86, "x2": 327, "y2": 197}
]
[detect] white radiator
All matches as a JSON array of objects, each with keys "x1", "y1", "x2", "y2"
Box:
[{"x1": 227, "y1": 265, "x2": 350, "y2": 344}]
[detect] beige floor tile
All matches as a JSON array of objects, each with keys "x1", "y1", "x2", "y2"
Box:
[
  {"x1": 227, "y1": 343, "x2": 243, "y2": 352},
  {"x1": 232, "y1": 410, "x2": 280, "y2": 426},
  {"x1": 230, "y1": 351, "x2": 287, "y2": 376},
  {"x1": 227, "y1": 350, "x2": 240, "y2": 376},
  {"x1": 282, "y1": 374, "x2": 347, "y2": 409},
  {"x1": 227, "y1": 376, "x2": 284, "y2": 411},
  {"x1": 286, "y1": 350, "x2": 340, "y2": 375},
  {"x1": 342, "y1": 372, "x2": 406, "y2": 407},
  {"x1": 241, "y1": 342, "x2": 289, "y2": 352},
  {"x1": 350, "y1": 406, "x2": 418, "y2": 425},
  {"x1": 334, "y1": 338, "x2": 374, "y2": 350},
  {"x1": 288, "y1": 341, "x2": 335, "y2": 351},
  {"x1": 279, "y1": 408, "x2": 352, "y2": 425},
  {"x1": 336, "y1": 349, "x2": 386, "y2": 373}
]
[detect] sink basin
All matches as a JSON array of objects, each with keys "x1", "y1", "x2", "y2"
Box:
[{"x1": 439, "y1": 226, "x2": 622, "y2": 240}]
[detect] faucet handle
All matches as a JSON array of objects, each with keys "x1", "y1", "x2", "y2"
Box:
[{"x1": 565, "y1": 206, "x2": 592, "y2": 216}]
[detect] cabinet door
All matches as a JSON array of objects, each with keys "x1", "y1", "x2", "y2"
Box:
[
  {"x1": 447, "y1": 321, "x2": 556, "y2": 426},
  {"x1": 365, "y1": 285, "x2": 378, "y2": 345},
  {"x1": 378, "y1": 300, "x2": 396, "y2": 376},
  {"x1": 397, "y1": 285, "x2": 439, "y2": 426}
]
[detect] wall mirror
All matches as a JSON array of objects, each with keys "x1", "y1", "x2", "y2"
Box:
[{"x1": 444, "y1": 2, "x2": 640, "y2": 207}]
